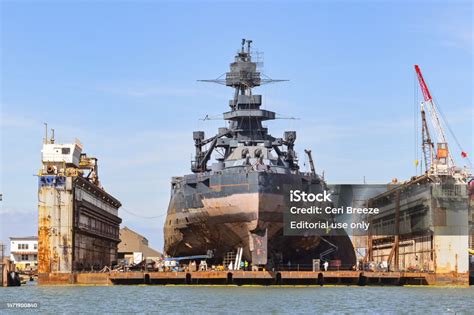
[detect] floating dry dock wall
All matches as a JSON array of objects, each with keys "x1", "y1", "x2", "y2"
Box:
[
  {"x1": 38, "y1": 136, "x2": 121, "y2": 279},
  {"x1": 366, "y1": 175, "x2": 470, "y2": 284},
  {"x1": 469, "y1": 181, "x2": 474, "y2": 282}
]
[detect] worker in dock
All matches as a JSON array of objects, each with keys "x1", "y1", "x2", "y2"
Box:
[{"x1": 323, "y1": 261, "x2": 329, "y2": 271}]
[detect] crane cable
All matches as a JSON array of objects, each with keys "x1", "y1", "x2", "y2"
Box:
[
  {"x1": 120, "y1": 207, "x2": 167, "y2": 219},
  {"x1": 414, "y1": 71, "x2": 420, "y2": 174},
  {"x1": 431, "y1": 94, "x2": 472, "y2": 168}
]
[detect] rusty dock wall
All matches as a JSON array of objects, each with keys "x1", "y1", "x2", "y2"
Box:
[
  {"x1": 38, "y1": 175, "x2": 122, "y2": 276},
  {"x1": 366, "y1": 176, "x2": 470, "y2": 277},
  {"x1": 469, "y1": 181, "x2": 474, "y2": 281},
  {"x1": 37, "y1": 270, "x2": 470, "y2": 286}
]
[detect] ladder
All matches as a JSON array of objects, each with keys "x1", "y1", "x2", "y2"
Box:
[
  {"x1": 319, "y1": 237, "x2": 338, "y2": 261},
  {"x1": 234, "y1": 247, "x2": 243, "y2": 270}
]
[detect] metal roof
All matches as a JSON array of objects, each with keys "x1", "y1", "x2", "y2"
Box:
[{"x1": 9, "y1": 236, "x2": 38, "y2": 240}]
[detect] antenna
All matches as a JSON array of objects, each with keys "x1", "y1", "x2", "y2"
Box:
[
  {"x1": 246, "y1": 40, "x2": 252, "y2": 54},
  {"x1": 51, "y1": 129, "x2": 55, "y2": 144},
  {"x1": 199, "y1": 40, "x2": 288, "y2": 87},
  {"x1": 275, "y1": 113, "x2": 300, "y2": 120},
  {"x1": 254, "y1": 51, "x2": 264, "y2": 69},
  {"x1": 44, "y1": 123, "x2": 48, "y2": 144}
]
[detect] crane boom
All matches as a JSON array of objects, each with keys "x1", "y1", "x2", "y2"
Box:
[
  {"x1": 414, "y1": 65, "x2": 455, "y2": 174},
  {"x1": 414, "y1": 65, "x2": 449, "y2": 144},
  {"x1": 414, "y1": 65, "x2": 433, "y2": 102},
  {"x1": 420, "y1": 104, "x2": 434, "y2": 173}
]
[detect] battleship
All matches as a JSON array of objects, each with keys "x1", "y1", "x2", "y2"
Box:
[{"x1": 164, "y1": 40, "x2": 356, "y2": 268}]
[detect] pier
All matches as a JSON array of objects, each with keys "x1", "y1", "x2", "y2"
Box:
[{"x1": 38, "y1": 270, "x2": 469, "y2": 286}]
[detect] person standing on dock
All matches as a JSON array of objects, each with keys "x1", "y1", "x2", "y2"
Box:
[{"x1": 323, "y1": 261, "x2": 329, "y2": 271}]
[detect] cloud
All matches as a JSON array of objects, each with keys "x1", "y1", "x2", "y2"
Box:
[
  {"x1": 437, "y1": 106, "x2": 473, "y2": 125},
  {"x1": 407, "y1": 5, "x2": 472, "y2": 54},
  {"x1": 433, "y1": 7, "x2": 473, "y2": 54},
  {"x1": 105, "y1": 86, "x2": 199, "y2": 97},
  {"x1": 296, "y1": 116, "x2": 414, "y2": 144},
  {"x1": 0, "y1": 110, "x2": 40, "y2": 129},
  {"x1": 95, "y1": 82, "x2": 228, "y2": 100},
  {"x1": 439, "y1": 23, "x2": 473, "y2": 53},
  {"x1": 0, "y1": 210, "x2": 38, "y2": 248},
  {"x1": 0, "y1": 206, "x2": 36, "y2": 215}
]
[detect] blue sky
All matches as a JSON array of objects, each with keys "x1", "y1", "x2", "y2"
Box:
[{"x1": 1, "y1": 1, "x2": 472, "y2": 251}]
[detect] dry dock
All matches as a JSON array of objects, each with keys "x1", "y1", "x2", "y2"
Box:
[
  {"x1": 38, "y1": 270, "x2": 470, "y2": 286},
  {"x1": 38, "y1": 134, "x2": 122, "y2": 276}
]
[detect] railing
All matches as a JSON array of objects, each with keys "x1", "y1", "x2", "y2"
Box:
[{"x1": 78, "y1": 222, "x2": 119, "y2": 240}]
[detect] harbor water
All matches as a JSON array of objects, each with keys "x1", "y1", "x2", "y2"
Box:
[{"x1": 1, "y1": 284, "x2": 473, "y2": 313}]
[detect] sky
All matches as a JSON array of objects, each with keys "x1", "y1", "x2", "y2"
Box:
[{"x1": 0, "y1": 0, "x2": 472, "y2": 252}]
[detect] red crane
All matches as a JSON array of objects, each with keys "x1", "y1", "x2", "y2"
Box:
[
  {"x1": 414, "y1": 65, "x2": 469, "y2": 176},
  {"x1": 415, "y1": 65, "x2": 432, "y2": 102}
]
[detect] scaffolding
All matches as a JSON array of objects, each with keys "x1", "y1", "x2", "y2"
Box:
[{"x1": 370, "y1": 235, "x2": 434, "y2": 272}]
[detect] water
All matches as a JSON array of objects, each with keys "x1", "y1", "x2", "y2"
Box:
[{"x1": 1, "y1": 284, "x2": 474, "y2": 314}]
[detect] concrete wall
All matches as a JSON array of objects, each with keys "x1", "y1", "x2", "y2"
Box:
[
  {"x1": 38, "y1": 180, "x2": 74, "y2": 274},
  {"x1": 434, "y1": 235, "x2": 469, "y2": 273}
]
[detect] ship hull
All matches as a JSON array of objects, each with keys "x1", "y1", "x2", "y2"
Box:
[{"x1": 164, "y1": 170, "x2": 356, "y2": 268}]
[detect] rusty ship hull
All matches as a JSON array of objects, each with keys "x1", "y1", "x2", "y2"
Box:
[{"x1": 164, "y1": 170, "x2": 356, "y2": 267}]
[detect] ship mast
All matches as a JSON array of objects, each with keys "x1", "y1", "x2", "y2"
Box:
[{"x1": 192, "y1": 39, "x2": 298, "y2": 173}]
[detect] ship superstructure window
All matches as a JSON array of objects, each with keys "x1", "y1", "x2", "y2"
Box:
[
  {"x1": 34, "y1": 243, "x2": 38, "y2": 250},
  {"x1": 21, "y1": 254, "x2": 29, "y2": 261},
  {"x1": 62, "y1": 147, "x2": 71, "y2": 154}
]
